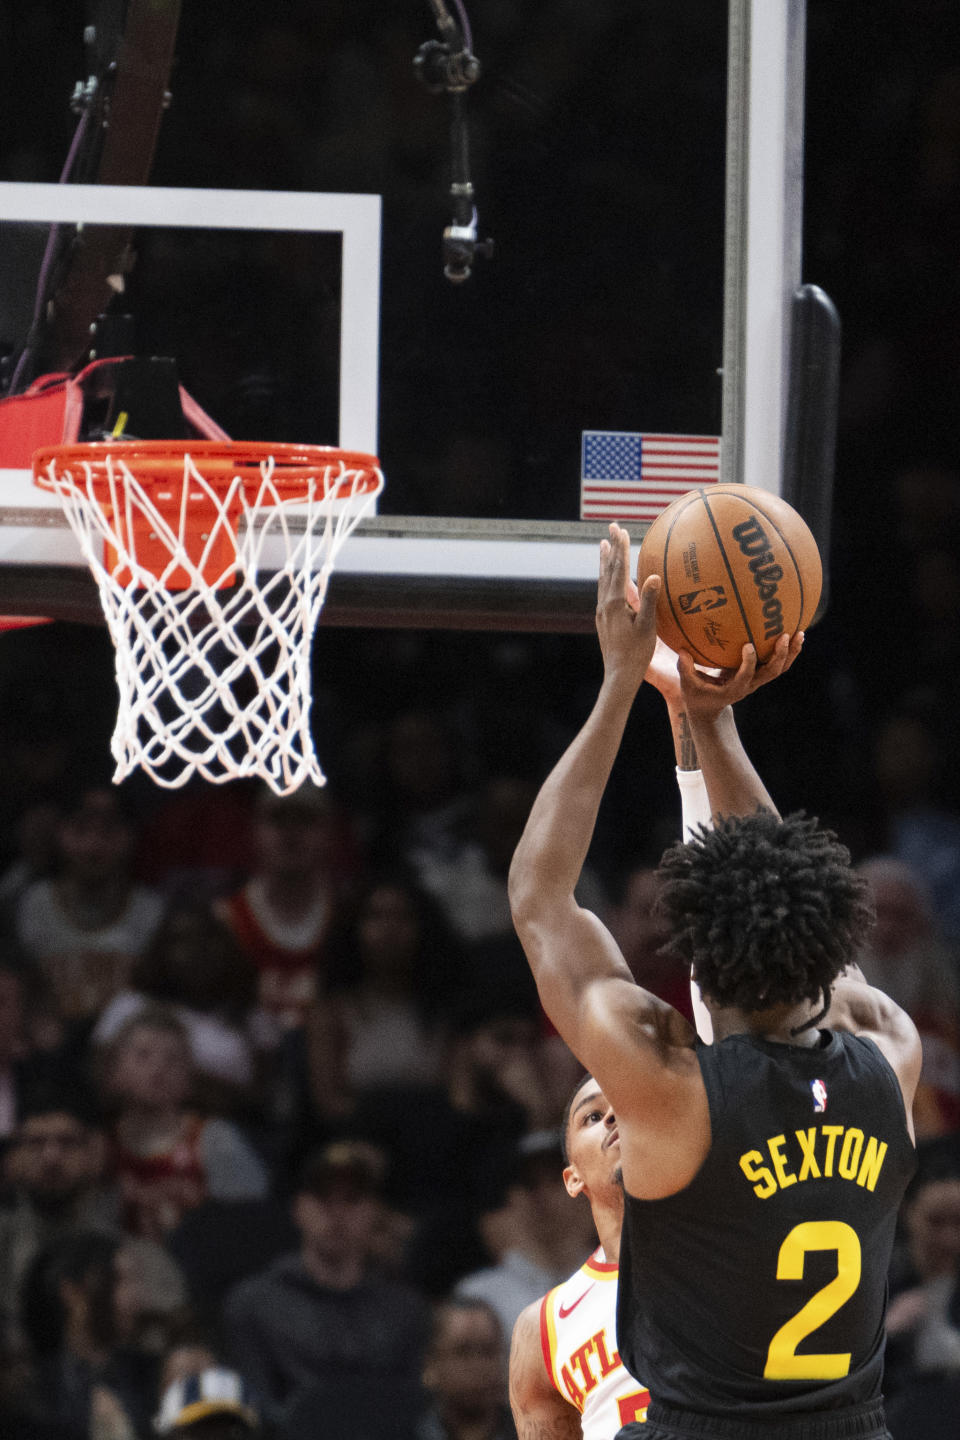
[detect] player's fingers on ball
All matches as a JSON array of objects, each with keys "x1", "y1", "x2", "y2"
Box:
[
  {"x1": 637, "y1": 573, "x2": 661, "y2": 615},
  {"x1": 738, "y1": 642, "x2": 758, "y2": 678},
  {"x1": 678, "y1": 648, "x2": 709, "y2": 680},
  {"x1": 757, "y1": 634, "x2": 790, "y2": 683},
  {"x1": 773, "y1": 632, "x2": 804, "y2": 678},
  {"x1": 677, "y1": 649, "x2": 711, "y2": 689},
  {"x1": 727, "y1": 643, "x2": 757, "y2": 695}
]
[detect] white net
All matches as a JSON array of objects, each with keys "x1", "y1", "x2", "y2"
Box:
[{"x1": 35, "y1": 445, "x2": 383, "y2": 794}]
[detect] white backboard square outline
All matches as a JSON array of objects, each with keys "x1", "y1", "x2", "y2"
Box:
[{"x1": 0, "y1": 182, "x2": 381, "y2": 456}]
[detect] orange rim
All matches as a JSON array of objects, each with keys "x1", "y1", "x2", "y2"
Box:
[{"x1": 32, "y1": 441, "x2": 383, "y2": 498}]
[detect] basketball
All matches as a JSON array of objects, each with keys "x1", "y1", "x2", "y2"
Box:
[{"x1": 636, "y1": 484, "x2": 822, "y2": 667}]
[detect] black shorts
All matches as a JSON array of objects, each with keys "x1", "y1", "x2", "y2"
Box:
[{"x1": 616, "y1": 1397, "x2": 891, "y2": 1440}]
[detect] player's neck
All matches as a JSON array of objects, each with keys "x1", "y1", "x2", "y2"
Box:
[
  {"x1": 591, "y1": 1195, "x2": 624, "y2": 1263},
  {"x1": 711, "y1": 1002, "x2": 824, "y2": 1048}
]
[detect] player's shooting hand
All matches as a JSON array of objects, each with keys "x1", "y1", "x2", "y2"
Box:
[
  {"x1": 596, "y1": 524, "x2": 659, "y2": 689},
  {"x1": 677, "y1": 631, "x2": 804, "y2": 717}
]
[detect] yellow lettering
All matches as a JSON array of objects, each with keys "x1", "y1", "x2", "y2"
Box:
[
  {"x1": 838, "y1": 1129, "x2": 864, "y2": 1180},
  {"x1": 767, "y1": 1134, "x2": 798, "y2": 1189},
  {"x1": 740, "y1": 1149, "x2": 777, "y2": 1199},
  {"x1": 821, "y1": 1125, "x2": 844, "y2": 1176},
  {"x1": 856, "y1": 1136, "x2": 888, "y2": 1191},
  {"x1": 796, "y1": 1128, "x2": 822, "y2": 1181},
  {"x1": 744, "y1": 1127, "x2": 887, "y2": 1193}
]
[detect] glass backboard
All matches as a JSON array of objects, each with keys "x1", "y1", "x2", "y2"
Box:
[{"x1": 0, "y1": 1, "x2": 826, "y2": 631}]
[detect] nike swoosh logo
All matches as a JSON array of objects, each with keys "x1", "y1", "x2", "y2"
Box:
[{"x1": 558, "y1": 1285, "x2": 595, "y2": 1318}]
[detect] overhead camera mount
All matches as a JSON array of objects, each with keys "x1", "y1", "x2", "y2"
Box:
[{"x1": 414, "y1": 0, "x2": 493, "y2": 283}]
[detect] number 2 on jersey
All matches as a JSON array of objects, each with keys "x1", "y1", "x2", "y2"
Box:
[{"x1": 764, "y1": 1221, "x2": 862, "y2": 1380}]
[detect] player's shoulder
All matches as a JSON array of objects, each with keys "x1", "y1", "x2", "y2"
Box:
[
  {"x1": 821, "y1": 997, "x2": 923, "y2": 1133},
  {"x1": 512, "y1": 1295, "x2": 542, "y2": 1347},
  {"x1": 509, "y1": 1295, "x2": 553, "y2": 1396},
  {"x1": 828, "y1": 981, "x2": 922, "y2": 1069},
  {"x1": 513, "y1": 1271, "x2": 562, "y2": 1350}
]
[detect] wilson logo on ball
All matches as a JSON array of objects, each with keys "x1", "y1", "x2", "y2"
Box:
[
  {"x1": 678, "y1": 586, "x2": 727, "y2": 615},
  {"x1": 731, "y1": 516, "x2": 785, "y2": 640}
]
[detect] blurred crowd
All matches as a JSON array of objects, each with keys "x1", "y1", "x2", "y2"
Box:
[
  {"x1": 0, "y1": 701, "x2": 956, "y2": 1440},
  {"x1": 1, "y1": 1, "x2": 960, "y2": 1438}
]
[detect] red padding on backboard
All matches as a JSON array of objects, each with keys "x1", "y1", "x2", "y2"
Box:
[
  {"x1": 0, "y1": 373, "x2": 84, "y2": 468},
  {"x1": 0, "y1": 358, "x2": 230, "y2": 469}
]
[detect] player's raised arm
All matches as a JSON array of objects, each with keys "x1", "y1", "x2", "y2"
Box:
[
  {"x1": 508, "y1": 525, "x2": 693, "y2": 1086},
  {"x1": 509, "y1": 1303, "x2": 582, "y2": 1440}
]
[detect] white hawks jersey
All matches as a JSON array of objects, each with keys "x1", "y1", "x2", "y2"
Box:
[{"x1": 539, "y1": 1248, "x2": 649, "y2": 1437}]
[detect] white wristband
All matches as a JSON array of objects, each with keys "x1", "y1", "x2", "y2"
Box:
[
  {"x1": 675, "y1": 767, "x2": 714, "y2": 1043},
  {"x1": 676, "y1": 766, "x2": 712, "y2": 843}
]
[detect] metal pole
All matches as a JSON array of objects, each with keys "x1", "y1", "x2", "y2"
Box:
[{"x1": 722, "y1": 0, "x2": 807, "y2": 496}]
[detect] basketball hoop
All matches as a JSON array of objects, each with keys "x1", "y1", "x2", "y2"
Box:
[{"x1": 33, "y1": 441, "x2": 383, "y2": 794}]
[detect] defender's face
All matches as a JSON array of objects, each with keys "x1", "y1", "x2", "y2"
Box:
[{"x1": 563, "y1": 1078, "x2": 621, "y2": 1200}]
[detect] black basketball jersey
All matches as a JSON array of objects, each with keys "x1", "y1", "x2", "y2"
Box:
[{"x1": 617, "y1": 1029, "x2": 916, "y2": 1416}]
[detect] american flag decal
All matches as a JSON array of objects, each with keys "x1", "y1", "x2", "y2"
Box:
[{"x1": 580, "y1": 431, "x2": 721, "y2": 521}]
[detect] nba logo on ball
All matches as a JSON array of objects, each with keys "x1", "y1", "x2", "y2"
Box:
[
  {"x1": 678, "y1": 586, "x2": 727, "y2": 615},
  {"x1": 811, "y1": 1079, "x2": 828, "y2": 1113}
]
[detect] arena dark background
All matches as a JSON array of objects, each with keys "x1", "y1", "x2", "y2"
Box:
[{"x1": 0, "y1": 0, "x2": 959, "y2": 885}]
